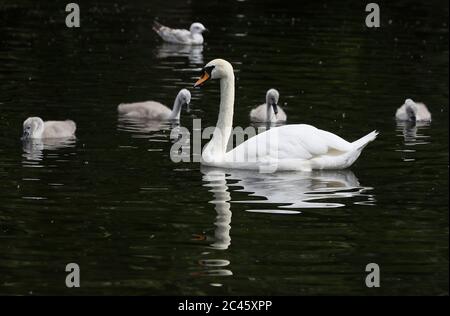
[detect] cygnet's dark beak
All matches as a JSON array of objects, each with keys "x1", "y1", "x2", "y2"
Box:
[
  {"x1": 271, "y1": 103, "x2": 279, "y2": 115},
  {"x1": 22, "y1": 130, "x2": 30, "y2": 139}
]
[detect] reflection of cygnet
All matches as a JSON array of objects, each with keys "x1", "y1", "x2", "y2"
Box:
[
  {"x1": 118, "y1": 117, "x2": 176, "y2": 134},
  {"x1": 22, "y1": 117, "x2": 76, "y2": 139},
  {"x1": 118, "y1": 89, "x2": 191, "y2": 120},
  {"x1": 22, "y1": 139, "x2": 44, "y2": 161},
  {"x1": 250, "y1": 89, "x2": 287, "y2": 123},
  {"x1": 156, "y1": 43, "x2": 204, "y2": 64},
  {"x1": 396, "y1": 120, "x2": 431, "y2": 144},
  {"x1": 22, "y1": 138, "x2": 77, "y2": 162},
  {"x1": 396, "y1": 99, "x2": 431, "y2": 122}
]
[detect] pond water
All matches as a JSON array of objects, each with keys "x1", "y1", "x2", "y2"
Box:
[{"x1": 0, "y1": 0, "x2": 448, "y2": 295}]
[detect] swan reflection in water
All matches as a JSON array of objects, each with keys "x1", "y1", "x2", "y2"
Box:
[
  {"x1": 396, "y1": 121, "x2": 431, "y2": 162},
  {"x1": 203, "y1": 167, "x2": 375, "y2": 212},
  {"x1": 195, "y1": 167, "x2": 375, "y2": 280},
  {"x1": 155, "y1": 43, "x2": 204, "y2": 65},
  {"x1": 22, "y1": 137, "x2": 77, "y2": 164},
  {"x1": 397, "y1": 121, "x2": 431, "y2": 144},
  {"x1": 117, "y1": 116, "x2": 183, "y2": 142},
  {"x1": 250, "y1": 121, "x2": 287, "y2": 133},
  {"x1": 193, "y1": 168, "x2": 233, "y2": 279}
]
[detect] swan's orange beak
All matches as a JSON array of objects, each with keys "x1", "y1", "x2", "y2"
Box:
[{"x1": 194, "y1": 72, "x2": 210, "y2": 88}]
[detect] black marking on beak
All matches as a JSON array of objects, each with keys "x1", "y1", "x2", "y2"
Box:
[{"x1": 271, "y1": 103, "x2": 279, "y2": 115}]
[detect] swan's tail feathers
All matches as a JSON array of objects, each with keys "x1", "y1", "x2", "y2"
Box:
[
  {"x1": 352, "y1": 130, "x2": 379, "y2": 150},
  {"x1": 66, "y1": 120, "x2": 77, "y2": 134}
]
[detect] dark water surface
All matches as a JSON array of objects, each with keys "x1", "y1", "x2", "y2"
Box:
[{"x1": 0, "y1": 0, "x2": 448, "y2": 295}]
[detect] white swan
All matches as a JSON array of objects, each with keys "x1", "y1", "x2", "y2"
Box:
[
  {"x1": 249, "y1": 89, "x2": 287, "y2": 123},
  {"x1": 395, "y1": 98, "x2": 431, "y2": 122},
  {"x1": 117, "y1": 89, "x2": 191, "y2": 120},
  {"x1": 22, "y1": 117, "x2": 76, "y2": 139},
  {"x1": 153, "y1": 21, "x2": 207, "y2": 45},
  {"x1": 194, "y1": 59, "x2": 378, "y2": 171}
]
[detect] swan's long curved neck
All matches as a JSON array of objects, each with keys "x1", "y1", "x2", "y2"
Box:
[
  {"x1": 33, "y1": 120, "x2": 45, "y2": 138},
  {"x1": 169, "y1": 96, "x2": 182, "y2": 120},
  {"x1": 266, "y1": 100, "x2": 273, "y2": 120},
  {"x1": 191, "y1": 33, "x2": 204, "y2": 43},
  {"x1": 210, "y1": 72, "x2": 235, "y2": 157}
]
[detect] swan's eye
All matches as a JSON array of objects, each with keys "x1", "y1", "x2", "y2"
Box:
[
  {"x1": 198, "y1": 66, "x2": 214, "y2": 76},
  {"x1": 204, "y1": 65, "x2": 215, "y2": 75}
]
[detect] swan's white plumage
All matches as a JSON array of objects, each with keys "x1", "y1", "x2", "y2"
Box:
[
  {"x1": 215, "y1": 125, "x2": 377, "y2": 171},
  {"x1": 22, "y1": 117, "x2": 76, "y2": 139},
  {"x1": 250, "y1": 89, "x2": 287, "y2": 123},
  {"x1": 250, "y1": 105, "x2": 287, "y2": 123},
  {"x1": 42, "y1": 121, "x2": 77, "y2": 138},
  {"x1": 197, "y1": 59, "x2": 378, "y2": 171},
  {"x1": 118, "y1": 101, "x2": 172, "y2": 120},
  {"x1": 396, "y1": 98, "x2": 431, "y2": 122},
  {"x1": 153, "y1": 21, "x2": 206, "y2": 45},
  {"x1": 118, "y1": 89, "x2": 191, "y2": 120}
]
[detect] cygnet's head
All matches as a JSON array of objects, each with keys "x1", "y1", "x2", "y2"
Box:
[
  {"x1": 266, "y1": 89, "x2": 280, "y2": 115},
  {"x1": 22, "y1": 117, "x2": 44, "y2": 139},
  {"x1": 194, "y1": 59, "x2": 234, "y2": 88},
  {"x1": 190, "y1": 23, "x2": 207, "y2": 34},
  {"x1": 177, "y1": 88, "x2": 192, "y2": 112},
  {"x1": 405, "y1": 99, "x2": 418, "y2": 121}
]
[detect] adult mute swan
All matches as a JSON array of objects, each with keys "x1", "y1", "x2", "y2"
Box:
[
  {"x1": 118, "y1": 89, "x2": 191, "y2": 120},
  {"x1": 395, "y1": 98, "x2": 431, "y2": 122},
  {"x1": 153, "y1": 21, "x2": 207, "y2": 45},
  {"x1": 250, "y1": 89, "x2": 287, "y2": 123},
  {"x1": 194, "y1": 59, "x2": 378, "y2": 171},
  {"x1": 22, "y1": 117, "x2": 76, "y2": 139}
]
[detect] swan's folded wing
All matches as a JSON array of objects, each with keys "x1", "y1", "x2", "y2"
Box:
[
  {"x1": 227, "y1": 124, "x2": 352, "y2": 163},
  {"x1": 416, "y1": 103, "x2": 432, "y2": 121},
  {"x1": 43, "y1": 120, "x2": 76, "y2": 138},
  {"x1": 118, "y1": 101, "x2": 171, "y2": 119},
  {"x1": 276, "y1": 125, "x2": 338, "y2": 159},
  {"x1": 315, "y1": 129, "x2": 354, "y2": 152},
  {"x1": 158, "y1": 27, "x2": 191, "y2": 44},
  {"x1": 395, "y1": 104, "x2": 408, "y2": 120},
  {"x1": 118, "y1": 101, "x2": 155, "y2": 114},
  {"x1": 249, "y1": 104, "x2": 265, "y2": 121}
]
